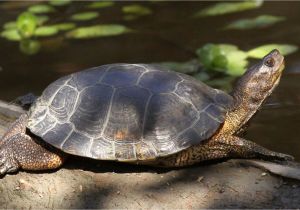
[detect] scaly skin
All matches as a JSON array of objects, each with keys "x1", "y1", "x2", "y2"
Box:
[
  {"x1": 154, "y1": 49, "x2": 292, "y2": 167},
  {"x1": 155, "y1": 135, "x2": 293, "y2": 167},
  {"x1": 0, "y1": 114, "x2": 65, "y2": 174}
]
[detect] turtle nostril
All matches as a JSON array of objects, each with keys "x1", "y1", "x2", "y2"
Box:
[{"x1": 271, "y1": 49, "x2": 280, "y2": 55}]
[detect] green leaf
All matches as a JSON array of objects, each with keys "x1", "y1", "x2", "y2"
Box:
[
  {"x1": 196, "y1": 43, "x2": 248, "y2": 76},
  {"x1": 66, "y1": 24, "x2": 130, "y2": 39},
  {"x1": 49, "y1": 0, "x2": 71, "y2": 6},
  {"x1": 226, "y1": 51, "x2": 248, "y2": 76},
  {"x1": 34, "y1": 26, "x2": 58, "y2": 37},
  {"x1": 196, "y1": 43, "x2": 221, "y2": 69},
  {"x1": 212, "y1": 54, "x2": 228, "y2": 71},
  {"x1": 36, "y1": 15, "x2": 49, "y2": 25},
  {"x1": 19, "y1": 39, "x2": 41, "y2": 55},
  {"x1": 247, "y1": 44, "x2": 298, "y2": 58},
  {"x1": 122, "y1": 4, "x2": 152, "y2": 16},
  {"x1": 224, "y1": 15, "x2": 285, "y2": 30},
  {"x1": 28, "y1": 4, "x2": 55, "y2": 14},
  {"x1": 1, "y1": 29, "x2": 22, "y2": 41},
  {"x1": 194, "y1": 0, "x2": 263, "y2": 17},
  {"x1": 51, "y1": 23, "x2": 76, "y2": 31},
  {"x1": 87, "y1": 1, "x2": 115, "y2": 9},
  {"x1": 196, "y1": 44, "x2": 239, "y2": 72},
  {"x1": 217, "y1": 44, "x2": 248, "y2": 76},
  {"x1": 3, "y1": 21, "x2": 17, "y2": 30},
  {"x1": 70, "y1": 12, "x2": 99, "y2": 21},
  {"x1": 17, "y1": 12, "x2": 38, "y2": 38},
  {"x1": 217, "y1": 44, "x2": 239, "y2": 52}
]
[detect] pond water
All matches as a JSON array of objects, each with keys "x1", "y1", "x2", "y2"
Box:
[{"x1": 0, "y1": 1, "x2": 299, "y2": 160}]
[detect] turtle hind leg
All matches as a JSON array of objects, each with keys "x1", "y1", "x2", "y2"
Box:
[
  {"x1": 155, "y1": 136, "x2": 293, "y2": 167},
  {"x1": 219, "y1": 136, "x2": 294, "y2": 161},
  {"x1": 155, "y1": 141, "x2": 230, "y2": 167},
  {"x1": 0, "y1": 133, "x2": 66, "y2": 175}
]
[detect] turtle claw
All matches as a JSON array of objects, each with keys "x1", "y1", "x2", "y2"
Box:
[
  {"x1": 0, "y1": 153, "x2": 6, "y2": 165},
  {"x1": 273, "y1": 152, "x2": 294, "y2": 161},
  {"x1": 0, "y1": 161, "x2": 19, "y2": 175},
  {"x1": 0, "y1": 166, "x2": 8, "y2": 175},
  {"x1": 0, "y1": 152, "x2": 19, "y2": 175},
  {"x1": 281, "y1": 154, "x2": 294, "y2": 161},
  {"x1": 0, "y1": 157, "x2": 6, "y2": 166}
]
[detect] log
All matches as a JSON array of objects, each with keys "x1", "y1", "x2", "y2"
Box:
[
  {"x1": 0, "y1": 100, "x2": 25, "y2": 136},
  {"x1": 0, "y1": 100, "x2": 300, "y2": 209}
]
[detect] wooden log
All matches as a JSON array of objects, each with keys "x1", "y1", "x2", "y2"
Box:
[
  {"x1": 0, "y1": 100, "x2": 299, "y2": 209},
  {"x1": 0, "y1": 100, "x2": 25, "y2": 135}
]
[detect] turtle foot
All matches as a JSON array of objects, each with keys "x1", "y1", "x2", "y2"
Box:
[
  {"x1": 275, "y1": 152, "x2": 294, "y2": 161},
  {"x1": 0, "y1": 152, "x2": 19, "y2": 175}
]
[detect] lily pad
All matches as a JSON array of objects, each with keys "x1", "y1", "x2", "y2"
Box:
[
  {"x1": 1, "y1": 29, "x2": 22, "y2": 41},
  {"x1": 66, "y1": 24, "x2": 130, "y2": 39},
  {"x1": 3, "y1": 21, "x2": 17, "y2": 30},
  {"x1": 122, "y1": 4, "x2": 152, "y2": 16},
  {"x1": 28, "y1": 4, "x2": 55, "y2": 14},
  {"x1": 34, "y1": 26, "x2": 58, "y2": 37},
  {"x1": 19, "y1": 39, "x2": 41, "y2": 55},
  {"x1": 247, "y1": 44, "x2": 298, "y2": 58},
  {"x1": 51, "y1": 23, "x2": 76, "y2": 31},
  {"x1": 87, "y1": 1, "x2": 115, "y2": 9},
  {"x1": 49, "y1": 0, "x2": 71, "y2": 6},
  {"x1": 194, "y1": 0, "x2": 263, "y2": 17},
  {"x1": 17, "y1": 12, "x2": 38, "y2": 38},
  {"x1": 70, "y1": 12, "x2": 99, "y2": 21},
  {"x1": 224, "y1": 15, "x2": 285, "y2": 30}
]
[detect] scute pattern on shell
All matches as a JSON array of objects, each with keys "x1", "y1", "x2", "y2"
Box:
[{"x1": 27, "y1": 64, "x2": 233, "y2": 161}]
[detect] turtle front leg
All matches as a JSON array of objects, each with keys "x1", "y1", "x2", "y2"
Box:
[
  {"x1": 0, "y1": 114, "x2": 66, "y2": 175},
  {"x1": 0, "y1": 133, "x2": 66, "y2": 175}
]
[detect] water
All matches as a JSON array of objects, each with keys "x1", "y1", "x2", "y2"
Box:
[
  {"x1": 246, "y1": 74, "x2": 300, "y2": 160},
  {"x1": 0, "y1": 1, "x2": 299, "y2": 160}
]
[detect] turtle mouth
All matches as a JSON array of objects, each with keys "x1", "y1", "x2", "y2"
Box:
[
  {"x1": 269, "y1": 63, "x2": 284, "y2": 96},
  {"x1": 273, "y1": 60, "x2": 285, "y2": 84},
  {"x1": 279, "y1": 60, "x2": 285, "y2": 72}
]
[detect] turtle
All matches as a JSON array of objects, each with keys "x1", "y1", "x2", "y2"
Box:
[{"x1": 0, "y1": 49, "x2": 293, "y2": 175}]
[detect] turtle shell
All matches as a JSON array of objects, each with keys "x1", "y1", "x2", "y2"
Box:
[{"x1": 27, "y1": 64, "x2": 233, "y2": 161}]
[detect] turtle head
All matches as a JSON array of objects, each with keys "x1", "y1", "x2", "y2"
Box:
[
  {"x1": 233, "y1": 49, "x2": 285, "y2": 104},
  {"x1": 222, "y1": 50, "x2": 285, "y2": 135}
]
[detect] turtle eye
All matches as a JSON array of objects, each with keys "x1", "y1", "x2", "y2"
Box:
[{"x1": 265, "y1": 58, "x2": 275, "y2": 67}]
